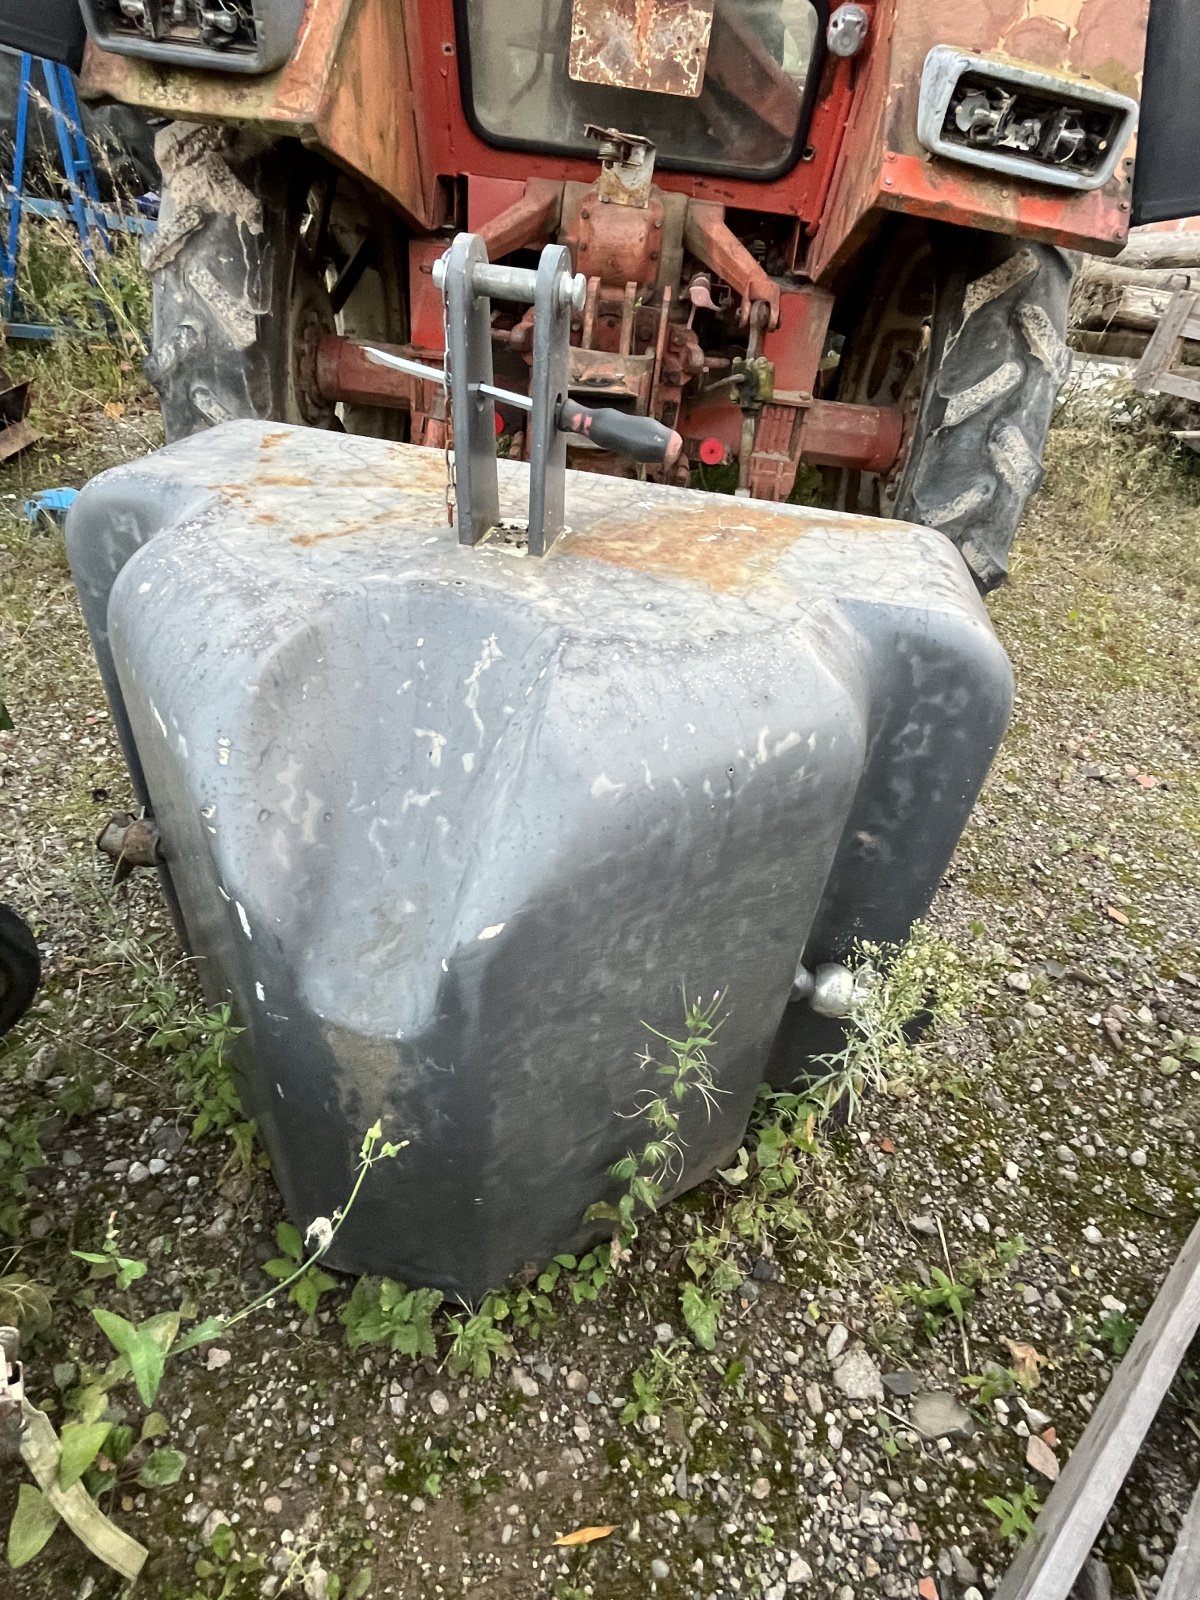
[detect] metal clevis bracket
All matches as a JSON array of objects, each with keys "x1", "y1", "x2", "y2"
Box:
[{"x1": 364, "y1": 234, "x2": 683, "y2": 558}]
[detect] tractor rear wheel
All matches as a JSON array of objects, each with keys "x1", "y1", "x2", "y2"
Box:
[
  {"x1": 833, "y1": 223, "x2": 1074, "y2": 590},
  {"x1": 143, "y1": 125, "x2": 407, "y2": 443}
]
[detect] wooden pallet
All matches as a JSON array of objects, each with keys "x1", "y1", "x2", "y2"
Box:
[
  {"x1": 1068, "y1": 245, "x2": 1199, "y2": 372},
  {"x1": 1132, "y1": 286, "x2": 1200, "y2": 403}
]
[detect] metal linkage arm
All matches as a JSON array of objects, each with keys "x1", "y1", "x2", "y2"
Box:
[{"x1": 438, "y1": 234, "x2": 501, "y2": 548}]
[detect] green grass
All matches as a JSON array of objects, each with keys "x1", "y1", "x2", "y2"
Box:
[{"x1": 2, "y1": 215, "x2": 158, "y2": 492}]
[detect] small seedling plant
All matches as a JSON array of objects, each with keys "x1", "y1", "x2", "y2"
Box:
[
  {"x1": 587, "y1": 989, "x2": 729, "y2": 1238},
  {"x1": 984, "y1": 1485, "x2": 1041, "y2": 1542},
  {"x1": 124, "y1": 979, "x2": 255, "y2": 1170},
  {"x1": 0, "y1": 1112, "x2": 46, "y2": 1238},
  {"x1": 1098, "y1": 1308, "x2": 1138, "y2": 1357},
  {"x1": 5, "y1": 1123, "x2": 404, "y2": 1572},
  {"x1": 803, "y1": 938, "x2": 972, "y2": 1122},
  {"x1": 584, "y1": 990, "x2": 736, "y2": 1347},
  {"x1": 73, "y1": 1210, "x2": 148, "y2": 1293},
  {"x1": 901, "y1": 1265, "x2": 978, "y2": 1339},
  {"x1": 263, "y1": 1221, "x2": 340, "y2": 1320},
  {"x1": 620, "y1": 1339, "x2": 697, "y2": 1424}
]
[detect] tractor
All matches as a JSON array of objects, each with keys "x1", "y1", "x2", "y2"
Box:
[{"x1": 6, "y1": 0, "x2": 1192, "y2": 590}]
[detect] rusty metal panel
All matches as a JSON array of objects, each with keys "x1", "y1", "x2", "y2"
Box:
[
  {"x1": 78, "y1": 0, "x2": 356, "y2": 127},
  {"x1": 807, "y1": 0, "x2": 1151, "y2": 281},
  {"x1": 763, "y1": 284, "x2": 834, "y2": 393},
  {"x1": 310, "y1": 0, "x2": 430, "y2": 226},
  {"x1": 408, "y1": 239, "x2": 451, "y2": 351},
  {"x1": 80, "y1": 0, "x2": 435, "y2": 229},
  {"x1": 568, "y1": 0, "x2": 714, "y2": 98}
]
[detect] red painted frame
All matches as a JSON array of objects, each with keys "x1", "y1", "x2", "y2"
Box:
[{"x1": 403, "y1": 1, "x2": 860, "y2": 231}]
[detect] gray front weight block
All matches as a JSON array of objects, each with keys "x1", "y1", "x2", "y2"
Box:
[{"x1": 67, "y1": 423, "x2": 1011, "y2": 1298}]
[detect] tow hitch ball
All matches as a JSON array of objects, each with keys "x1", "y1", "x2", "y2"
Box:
[{"x1": 792, "y1": 961, "x2": 863, "y2": 1018}]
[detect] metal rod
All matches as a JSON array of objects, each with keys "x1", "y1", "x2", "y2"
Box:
[
  {"x1": 360, "y1": 347, "x2": 534, "y2": 416},
  {"x1": 476, "y1": 382, "x2": 532, "y2": 413},
  {"x1": 431, "y1": 254, "x2": 586, "y2": 313},
  {"x1": 362, "y1": 346, "x2": 447, "y2": 388}
]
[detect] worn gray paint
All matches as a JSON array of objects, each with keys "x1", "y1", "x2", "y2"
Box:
[{"x1": 67, "y1": 421, "x2": 1011, "y2": 1298}]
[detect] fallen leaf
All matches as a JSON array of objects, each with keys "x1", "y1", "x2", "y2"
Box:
[
  {"x1": 718, "y1": 1148, "x2": 749, "y2": 1185},
  {"x1": 103, "y1": 400, "x2": 125, "y2": 419},
  {"x1": 880, "y1": 1137, "x2": 895, "y2": 1155},
  {"x1": 1026, "y1": 1433, "x2": 1059, "y2": 1482},
  {"x1": 1004, "y1": 1338, "x2": 1048, "y2": 1388},
  {"x1": 1106, "y1": 906, "x2": 1130, "y2": 926},
  {"x1": 553, "y1": 1525, "x2": 616, "y2": 1548}
]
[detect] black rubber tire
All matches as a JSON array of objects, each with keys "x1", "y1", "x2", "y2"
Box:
[
  {"x1": 898, "y1": 228, "x2": 1074, "y2": 590},
  {"x1": 832, "y1": 224, "x2": 1074, "y2": 591},
  {"x1": 143, "y1": 123, "x2": 407, "y2": 442},
  {"x1": 0, "y1": 904, "x2": 40, "y2": 1038}
]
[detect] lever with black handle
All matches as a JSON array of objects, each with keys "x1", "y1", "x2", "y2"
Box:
[{"x1": 557, "y1": 401, "x2": 684, "y2": 467}]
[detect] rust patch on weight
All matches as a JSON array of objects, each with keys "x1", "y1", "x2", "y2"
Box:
[
  {"x1": 290, "y1": 508, "x2": 400, "y2": 548},
  {"x1": 564, "y1": 501, "x2": 834, "y2": 594}
]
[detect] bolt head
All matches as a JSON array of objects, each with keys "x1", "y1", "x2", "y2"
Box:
[
  {"x1": 790, "y1": 963, "x2": 815, "y2": 1002},
  {"x1": 827, "y1": 2, "x2": 870, "y2": 57}
]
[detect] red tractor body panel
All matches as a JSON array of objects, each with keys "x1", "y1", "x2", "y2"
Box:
[
  {"x1": 81, "y1": 0, "x2": 1149, "y2": 260},
  {"x1": 76, "y1": 0, "x2": 1151, "y2": 535}
]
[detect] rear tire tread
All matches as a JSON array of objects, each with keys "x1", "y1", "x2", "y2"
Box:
[
  {"x1": 145, "y1": 124, "x2": 281, "y2": 441},
  {"x1": 897, "y1": 233, "x2": 1075, "y2": 590}
]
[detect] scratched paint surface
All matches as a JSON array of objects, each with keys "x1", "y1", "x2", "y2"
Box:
[{"x1": 567, "y1": 0, "x2": 715, "y2": 98}]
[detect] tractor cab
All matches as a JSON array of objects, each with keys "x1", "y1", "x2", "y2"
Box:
[{"x1": 462, "y1": 0, "x2": 823, "y2": 175}]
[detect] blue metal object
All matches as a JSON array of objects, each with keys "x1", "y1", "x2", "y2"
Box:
[
  {"x1": 1, "y1": 52, "x2": 33, "y2": 321},
  {"x1": 22, "y1": 487, "x2": 79, "y2": 526},
  {"x1": 42, "y1": 58, "x2": 107, "y2": 264},
  {"x1": 3, "y1": 53, "x2": 109, "y2": 326},
  {"x1": 1, "y1": 53, "x2": 152, "y2": 338}
]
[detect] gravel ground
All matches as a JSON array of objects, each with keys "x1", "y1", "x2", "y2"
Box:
[{"x1": 1, "y1": 393, "x2": 1199, "y2": 1600}]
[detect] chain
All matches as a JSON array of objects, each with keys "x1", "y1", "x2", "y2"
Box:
[{"x1": 441, "y1": 273, "x2": 457, "y2": 528}]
